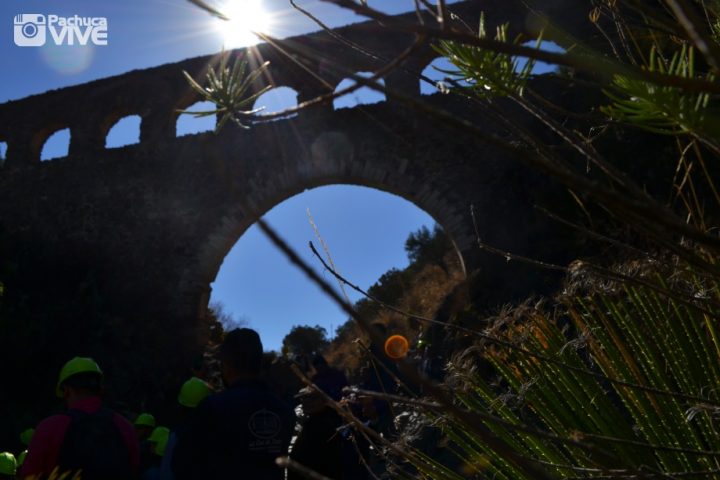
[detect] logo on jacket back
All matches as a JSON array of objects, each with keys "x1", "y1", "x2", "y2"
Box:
[{"x1": 248, "y1": 409, "x2": 282, "y2": 453}]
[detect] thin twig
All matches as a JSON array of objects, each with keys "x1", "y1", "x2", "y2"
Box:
[{"x1": 276, "y1": 457, "x2": 334, "y2": 480}]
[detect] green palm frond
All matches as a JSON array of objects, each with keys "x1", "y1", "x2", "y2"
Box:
[
  {"x1": 181, "y1": 53, "x2": 271, "y2": 131},
  {"x1": 602, "y1": 46, "x2": 718, "y2": 136},
  {"x1": 434, "y1": 13, "x2": 540, "y2": 99}
]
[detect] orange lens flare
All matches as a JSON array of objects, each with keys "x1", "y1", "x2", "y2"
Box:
[{"x1": 384, "y1": 335, "x2": 409, "y2": 359}]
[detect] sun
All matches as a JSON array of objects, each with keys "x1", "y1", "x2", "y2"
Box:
[{"x1": 217, "y1": 0, "x2": 270, "y2": 48}]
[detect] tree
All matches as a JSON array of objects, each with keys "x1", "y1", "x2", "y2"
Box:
[
  {"x1": 207, "y1": 300, "x2": 247, "y2": 331},
  {"x1": 404, "y1": 224, "x2": 452, "y2": 268},
  {"x1": 281, "y1": 324, "x2": 329, "y2": 357}
]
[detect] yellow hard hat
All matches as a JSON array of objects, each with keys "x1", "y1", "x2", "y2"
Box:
[
  {"x1": 134, "y1": 413, "x2": 156, "y2": 428},
  {"x1": 148, "y1": 427, "x2": 170, "y2": 456},
  {"x1": 0, "y1": 452, "x2": 17, "y2": 476},
  {"x1": 178, "y1": 377, "x2": 212, "y2": 408},
  {"x1": 56, "y1": 357, "x2": 103, "y2": 397}
]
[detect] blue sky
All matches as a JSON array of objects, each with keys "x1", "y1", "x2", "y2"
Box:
[{"x1": 1, "y1": 0, "x2": 467, "y2": 351}]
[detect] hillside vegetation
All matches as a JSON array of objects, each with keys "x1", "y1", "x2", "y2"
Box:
[{"x1": 324, "y1": 225, "x2": 465, "y2": 378}]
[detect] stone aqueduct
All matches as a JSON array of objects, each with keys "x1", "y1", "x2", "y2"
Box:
[{"x1": 0, "y1": 1, "x2": 588, "y2": 337}]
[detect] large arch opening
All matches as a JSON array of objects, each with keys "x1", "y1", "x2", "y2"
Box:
[{"x1": 208, "y1": 184, "x2": 464, "y2": 353}]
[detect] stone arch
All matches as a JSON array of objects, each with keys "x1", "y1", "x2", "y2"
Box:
[
  {"x1": 178, "y1": 129, "x2": 474, "y2": 316},
  {"x1": 252, "y1": 86, "x2": 299, "y2": 121},
  {"x1": 105, "y1": 115, "x2": 142, "y2": 148},
  {"x1": 39, "y1": 127, "x2": 71, "y2": 161},
  {"x1": 191, "y1": 180, "x2": 468, "y2": 318},
  {"x1": 209, "y1": 184, "x2": 453, "y2": 338},
  {"x1": 333, "y1": 72, "x2": 386, "y2": 110}
]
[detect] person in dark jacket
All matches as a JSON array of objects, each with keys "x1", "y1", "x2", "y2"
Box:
[
  {"x1": 172, "y1": 328, "x2": 294, "y2": 480},
  {"x1": 290, "y1": 388, "x2": 366, "y2": 480},
  {"x1": 20, "y1": 357, "x2": 139, "y2": 480}
]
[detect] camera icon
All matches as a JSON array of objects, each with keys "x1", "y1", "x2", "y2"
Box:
[{"x1": 14, "y1": 14, "x2": 47, "y2": 47}]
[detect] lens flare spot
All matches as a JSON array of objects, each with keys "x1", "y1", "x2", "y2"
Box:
[
  {"x1": 384, "y1": 335, "x2": 409, "y2": 359},
  {"x1": 40, "y1": 42, "x2": 94, "y2": 74}
]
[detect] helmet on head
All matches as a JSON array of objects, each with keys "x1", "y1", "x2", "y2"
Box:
[
  {"x1": 0, "y1": 452, "x2": 17, "y2": 476},
  {"x1": 178, "y1": 377, "x2": 212, "y2": 408},
  {"x1": 56, "y1": 357, "x2": 103, "y2": 397},
  {"x1": 148, "y1": 427, "x2": 170, "y2": 456},
  {"x1": 19, "y1": 428, "x2": 34, "y2": 446},
  {"x1": 134, "y1": 413, "x2": 156, "y2": 428}
]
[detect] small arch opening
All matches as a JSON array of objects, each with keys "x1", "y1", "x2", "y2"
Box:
[
  {"x1": 0, "y1": 141, "x2": 7, "y2": 167},
  {"x1": 41, "y1": 128, "x2": 70, "y2": 161},
  {"x1": 252, "y1": 86, "x2": 299, "y2": 121},
  {"x1": 419, "y1": 57, "x2": 470, "y2": 95},
  {"x1": 176, "y1": 101, "x2": 217, "y2": 136},
  {"x1": 518, "y1": 40, "x2": 565, "y2": 75},
  {"x1": 106, "y1": 115, "x2": 141, "y2": 148},
  {"x1": 333, "y1": 73, "x2": 386, "y2": 110}
]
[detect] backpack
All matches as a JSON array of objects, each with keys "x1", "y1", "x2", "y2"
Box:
[{"x1": 57, "y1": 407, "x2": 134, "y2": 480}]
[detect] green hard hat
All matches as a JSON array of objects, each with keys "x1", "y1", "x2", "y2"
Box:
[
  {"x1": 134, "y1": 413, "x2": 156, "y2": 428},
  {"x1": 17, "y1": 449, "x2": 27, "y2": 467},
  {"x1": 0, "y1": 452, "x2": 17, "y2": 476},
  {"x1": 20, "y1": 428, "x2": 34, "y2": 446},
  {"x1": 56, "y1": 357, "x2": 103, "y2": 397},
  {"x1": 178, "y1": 377, "x2": 212, "y2": 408},
  {"x1": 148, "y1": 427, "x2": 170, "y2": 456}
]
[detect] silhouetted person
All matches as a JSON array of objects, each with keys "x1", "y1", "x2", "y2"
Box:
[
  {"x1": 135, "y1": 413, "x2": 157, "y2": 474},
  {"x1": 20, "y1": 357, "x2": 139, "y2": 480},
  {"x1": 311, "y1": 354, "x2": 347, "y2": 401},
  {"x1": 172, "y1": 328, "x2": 294, "y2": 480},
  {"x1": 290, "y1": 388, "x2": 366, "y2": 480},
  {"x1": 159, "y1": 377, "x2": 212, "y2": 480}
]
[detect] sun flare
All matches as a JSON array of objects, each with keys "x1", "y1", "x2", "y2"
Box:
[{"x1": 217, "y1": 0, "x2": 270, "y2": 48}]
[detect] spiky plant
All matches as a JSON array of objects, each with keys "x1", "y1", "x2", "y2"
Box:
[
  {"x1": 181, "y1": 53, "x2": 271, "y2": 131},
  {"x1": 431, "y1": 264, "x2": 720, "y2": 478},
  {"x1": 434, "y1": 13, "x2": 539, "y2": 99}
]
